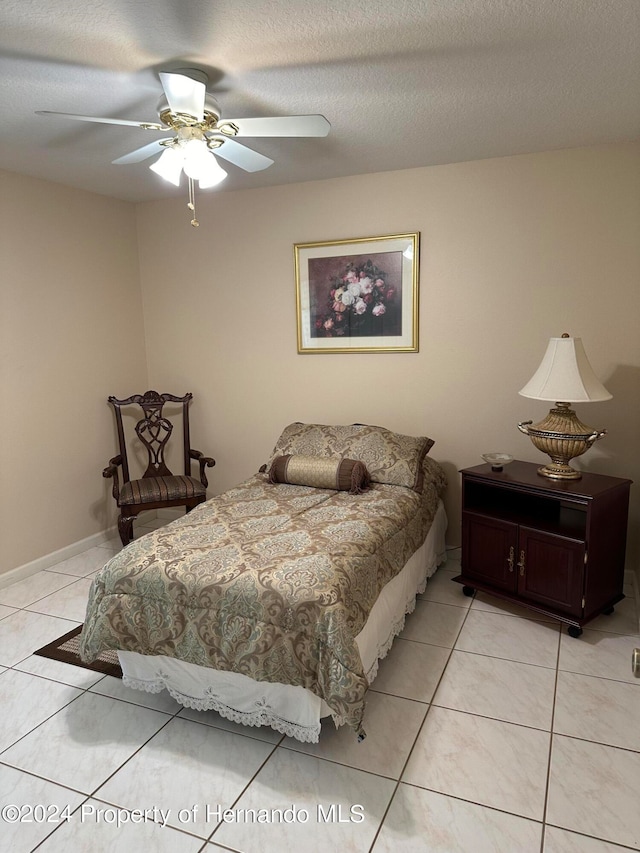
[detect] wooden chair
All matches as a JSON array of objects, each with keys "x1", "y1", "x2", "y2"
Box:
[{"x1": 104, "y1": 390, "x2": 215, "y2": 546}]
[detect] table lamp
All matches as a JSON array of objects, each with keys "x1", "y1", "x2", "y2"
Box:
[{"x1": 517, "y1": 334, "x2": 611, "y2": 480}]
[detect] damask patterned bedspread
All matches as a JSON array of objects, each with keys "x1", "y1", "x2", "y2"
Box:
[{"x1": 80, "y1": 464, "x2": 445, "y2": 735}]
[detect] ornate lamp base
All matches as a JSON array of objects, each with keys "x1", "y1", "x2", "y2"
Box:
[
  {"x1": 517, "y1": 403, "x2": 606, "y2": 480},
  {"x1": 537, "y1": 460, "x2": 583, "y2": 480}
]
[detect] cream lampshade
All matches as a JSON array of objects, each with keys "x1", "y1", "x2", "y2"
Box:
[{"x1": 517, "y1": 334, "x2": 611, "y2": 480}]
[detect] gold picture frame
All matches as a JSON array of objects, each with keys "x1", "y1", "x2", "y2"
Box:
[{"x1": 294, "y1": 232, "x2": 420, "y2": 354}]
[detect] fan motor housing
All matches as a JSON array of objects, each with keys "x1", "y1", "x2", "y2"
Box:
[{"x1": 156, "y1": 93, "x2": 222, "y2": 130}]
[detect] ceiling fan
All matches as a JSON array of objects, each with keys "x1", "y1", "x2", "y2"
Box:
[{"x1": 37, "y1": 69, "x2": 331, "y2": 225}]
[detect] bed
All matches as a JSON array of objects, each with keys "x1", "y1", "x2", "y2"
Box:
[{"x1": 80, "y1": 422, "x2": 448, "y2": 743}]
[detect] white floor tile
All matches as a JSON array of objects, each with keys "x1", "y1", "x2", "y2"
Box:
[
  {"x1": 95, "y1": 717, "x2": 275, "y2": 837},
  {"x1": 399, "y1": 600, "x2": 468, "y2": 648},
  {"x1": 547, "y1": 735, "x2": 640, "y2": 849},
  {"x1": 558, "y1": 628, "x2": 640, "y2": 685},
  {"x1": 14, "y1": 653, "x2": 104, "y2": 689},
  {"x1": 26, "y1": 577, "x2": 93, "y2": 622},
  {"x1": 44, "y1": 545, "x2": 119, "y2": 578},
  {"x1": 282, "y1": 691, "x2": 427, "y2": 779},
  {"x1": 0, "y1": 610, "x2": 78, "y2": 667},
  {"x1": 0, "y1": 669, "x2": 81, "y2": 753},
  {"x1": 0, "y1": 571, "x2": 77, "y2": 609},
  {"x1": 418, "y1": 569, "x2": 472, "y2": 608},
  {"x1": 1, "y1": 691, "x2": 170, "y2": 793},
  {"x1": 0, "y1": 533, "x2": 637, "y2": 852},
  {"x1": 543, "y1": 825, "x2": 635, "y2": 852},
  {"x1": 0, "y1": 604, "x2": 17, "y2": 620},
  {"x1": 212, "y1": 747, "x2": 395, "y2": 853},
  {"x1": 370, "y1": 638, "x2": 450, "y2": 703},
  {"x1": 89, "y1": 675, "x2": 183, "y2": 715},
  {"x1": 36, "y1": 799, "x2": 203, "y2": 852},
  {"x1": 554, "y1": 670, "x2": 640, "y2": 751},
  {"x1": 433, "y1": 650, "x2": 556, "y2": 730},
  {"x1": 0, "y1": 764, "x2": 86, "y2": 853},
  {"x1": 403, "y1": 706, "x2": 550, "y2": 820},
  {"x1": 374, "y1": 784, "x2": 542, "y2": 852},
  {"x1": 455, "y1": 609, "x2": 561, "y2": 668},
  {"x1": 471, "y1": 591, "x2": 557, "y2": 622},
  {"x1": 585, "y1": 596, "x2": 640, "y2": 637}
]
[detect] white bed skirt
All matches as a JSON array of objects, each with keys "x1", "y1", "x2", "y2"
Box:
[{"x1": 118, "y1": 500, "x2": 448, "y2": 742}]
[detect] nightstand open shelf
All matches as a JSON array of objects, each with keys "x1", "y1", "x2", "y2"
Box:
[{"x1": 454, "y1": 461, "x2": 632, "y2": 636}]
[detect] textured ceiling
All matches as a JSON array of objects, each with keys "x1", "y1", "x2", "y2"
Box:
[{"x1": 1, "y1": 0, "x2": 638, "y2": 202}]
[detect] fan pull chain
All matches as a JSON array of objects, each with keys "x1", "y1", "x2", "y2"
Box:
[{"x1": 187, "y1": 177, "x2": 199, "y2": 227}]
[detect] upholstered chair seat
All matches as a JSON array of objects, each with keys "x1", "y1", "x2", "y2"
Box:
[{"x1": 119, "y1": 475, "x2": 206, "y2": 506}]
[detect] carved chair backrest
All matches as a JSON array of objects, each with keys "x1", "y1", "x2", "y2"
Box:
[{"x1": 108, "y1": 391, "x2": 193, "y2": 484}]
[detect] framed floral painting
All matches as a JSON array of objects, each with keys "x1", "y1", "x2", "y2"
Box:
[{"x1": 294, "y1": 233, "x2": 419, "y2": 353}]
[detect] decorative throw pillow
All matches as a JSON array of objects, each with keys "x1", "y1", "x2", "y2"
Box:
[
  {"x1": 268, "y1": 455, "x2": 371, "y2": 494},
  {"x1": 267, "y1": 423, "x2": 434, "y2": 493}
]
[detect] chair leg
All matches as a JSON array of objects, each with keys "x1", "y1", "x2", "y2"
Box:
[{"x1": 118, "y1": 513, "x2": 135, "y2": 546}]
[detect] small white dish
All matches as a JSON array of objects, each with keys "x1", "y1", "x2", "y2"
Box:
[{"x1": 482, "y1": 453, "x2": 514, "y2": 471}]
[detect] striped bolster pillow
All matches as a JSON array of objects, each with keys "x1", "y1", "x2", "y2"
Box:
[{"x1": 268, "y1": 455, "x2": 371, "y2": 494}]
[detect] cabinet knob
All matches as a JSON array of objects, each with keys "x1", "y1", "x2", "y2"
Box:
[
  {"x1": 517, "y1": 550, "x2": 526, "y2": 576},
  {"x1": 507, "y1": 546, "x2": 515, "y2": 572}
]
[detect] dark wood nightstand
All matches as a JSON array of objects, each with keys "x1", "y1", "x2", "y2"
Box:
[{"x1": 454, "y1": 461, "x2": 632, "y2": 636}]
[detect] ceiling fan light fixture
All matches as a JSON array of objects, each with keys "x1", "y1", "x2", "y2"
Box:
[
  {"x1": 149, "y1": 146, "x2": 183, "y2": 186},
  {"x1": 182, "y1": 138, "x2": 211, "y2": 180},
  {"x1": 197, "y1": 154, "x2": 227, "y2": 189}
]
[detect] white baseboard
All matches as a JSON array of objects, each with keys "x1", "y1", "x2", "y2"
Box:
[
  {"x1": 0, "y1": 511, "x2": 176, "y2": 591},
  {"x1": 0, "y1": 527, "x2": 118, "y2": 590}
]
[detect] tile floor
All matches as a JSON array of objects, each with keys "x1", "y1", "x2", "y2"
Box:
[{"x1": 0, "y1": 519, "x2": 639, "y2": 852}]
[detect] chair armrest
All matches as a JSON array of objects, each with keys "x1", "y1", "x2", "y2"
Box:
[
  {"x1": 189, "y1": 449, "x2": 216, "y2": 488},
  {"x1": 103, "y1": 455, "x2": 123, "y2": 502}
]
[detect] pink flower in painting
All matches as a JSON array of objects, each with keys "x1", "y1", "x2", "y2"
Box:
[
  {"x1": 372, "y1": 303, "x2": 386, "y2": 317},
  {"x1": 359, "y1": 277, "x2": 373, "y2": 294},
  {"x1": 354, "y1": 298, "x2": 367, "y2": 314},
  {"x1": 324, "y1": 318, "x2": 334, "y2": 331}
]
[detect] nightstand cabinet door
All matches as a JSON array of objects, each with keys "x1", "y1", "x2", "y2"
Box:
[
  {"x1": 516, "y1": 527, "x2": 585, "y2": 615},
  {"x1": 461, "y1": 512, "x2": 517, "y2": 593}
]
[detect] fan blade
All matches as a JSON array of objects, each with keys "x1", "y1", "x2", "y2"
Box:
[
  {"x1": 221, "y1": 115, "x2": 330, "y2": 138},
  {"x1": 112, "y1": 139, "x2": 174, "y2": 165},
  {"x1": 159, "y1": 72, "x2": 205, "y2": 121},
  {"x1": 209, "y1": 137, "x2": 274, "y2": 172},
  {"x1": 36, "y1": 110, "x2": 164, "y2": 130}
]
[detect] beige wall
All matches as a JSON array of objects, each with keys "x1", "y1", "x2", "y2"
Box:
[
  {"x1": 0, "y1": 171, "x2": 148, "y2": 575},
  {"x1": 2, "y1": 141, "x2": 638, "y2": 578},
  {"x1": 136, "y1": 142, "x2": 640, "y2": 569}
]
